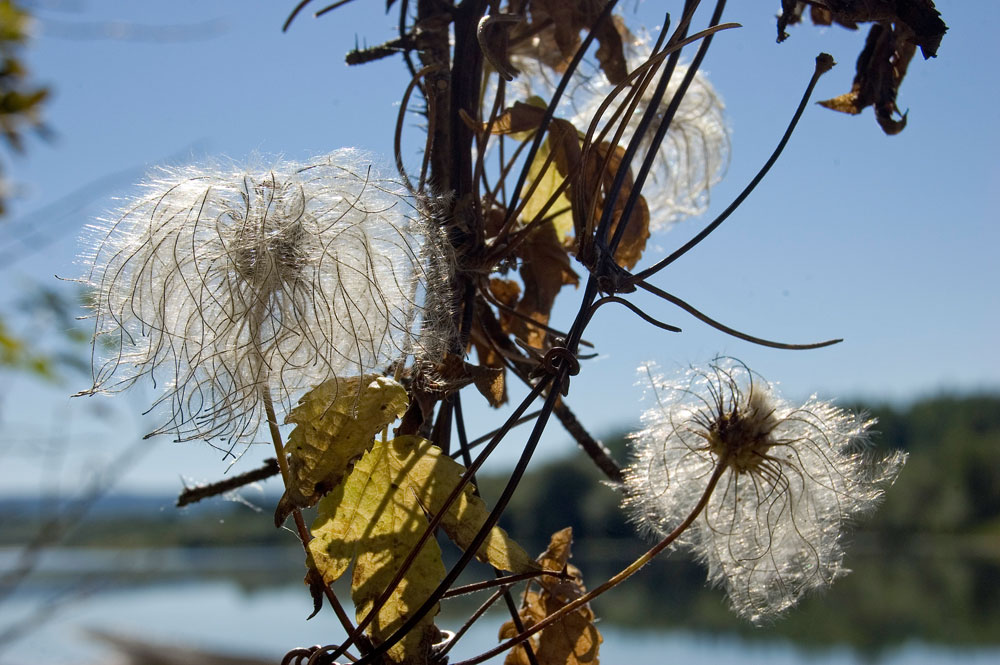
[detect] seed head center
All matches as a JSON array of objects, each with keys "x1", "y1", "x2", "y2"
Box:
[{"x1": 707, "y1": 391, "x2": 778, "y2": 473}]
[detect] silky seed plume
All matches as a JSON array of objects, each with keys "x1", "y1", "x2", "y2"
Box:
[
  {"x1": 622, "y1": 358, "x2": 906, "y2": 623},
  {"x1": 78, "y1": 149, "x2": 452, "y2": 448}
]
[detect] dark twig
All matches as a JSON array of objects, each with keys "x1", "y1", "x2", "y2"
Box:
[
  {"x1": 282, "y1": 0, "x2": 316, "y2": 32},
  {"x1": 176, "y1": 458, "x2": 280, "y2": 507},
  {"x1": 590, "y1": 295, "x2": 682, "y2": 334},
  {"x1": 628, "y1": 53, "x2": 836, "y2": 284},
  {"x1": 552, "y1": 401, "x2": 624, "y2": 484},
  {"x1": 448, "y1": 410, "x2": 544, "y2": 458},
  {"x1": 436, "y1": 586, "x2": 507, "y2": 660},
  {"x1": 346, "y1": 35, "x2": 417, "y2": 66},
  {"x1": 636, "y1": 279, "x2": 842, "y2": 350},
  {"x1": 315, "y1": 0, "x2": 360, "y2": 19},
  {"x1": 454, "y1": 459, "x2": 729, "y2": 665},
  {"x1": 607, "y1": 0, "x2": 729, "y2": 259},
  {"x1": 454, "y1": 393, "x2": 539, "y2": 665},
  {"x1": 441, "y1": 569, "x2": 570, "y2": 599},
  {"x1": 262, "y1": 390, "x2": 366, "y2": 655}
]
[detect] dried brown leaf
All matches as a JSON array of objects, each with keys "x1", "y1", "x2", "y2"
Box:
[
  {"x1": 818, "y1": 22, "x2": 915, "y2": 135},
  {"x1": 490, "y1": 101, "x2": 547, "y2": 137},
  {"x1": 524, "y1": 0, "x2": 628, "y2": 85},
  {"x1": 581, "y1": 142, "x2": 650, "y2": 270},
  {"x1": 435, "y1": 353, "x2": 506, "y2": 408},
  {"x1": 499, "y1": 528, "x2": 602, "y2": 665},
  {"x1": 514, "y1": 222, "x2": 578, "y2": 349},
  {"x1": 778, "y1": 1, "x2": 946, "y2": 135}
]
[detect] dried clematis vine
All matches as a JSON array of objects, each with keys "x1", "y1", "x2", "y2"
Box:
[
  {"x1": 622, "y1": 358, "x2": 906, "y2": 622},
  {"x1": 504, "y1": 26, "x2": 730, "y2": 231},
  {"x1": 77, "y1": 149, "x2": 452, "y2": 446},
  {"x1": 571, "y1": 47, "x2": 730, "y2": 231}
]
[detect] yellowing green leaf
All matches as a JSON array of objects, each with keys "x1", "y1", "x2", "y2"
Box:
[
  {"x1": 521, "y1": 136, "x2": 574, "y2": 242},
  {"x1": 276, "y1": 375, "x2": 408, "y2": 525},
  {"x1": 389, "y1": 436, "x2": 537, "y2": 574},
  {"x1": 308, "y1": 435, "x2": 537, "y2": 662},
  {"x1": 309, "y1": 436, "x2": 445, "y2": 664}
]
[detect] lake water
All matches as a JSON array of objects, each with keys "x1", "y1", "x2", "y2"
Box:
[
  {"x1": 3, "y1": 576, "x2": 999, "y2": 665},
  {"x1": 0, "y1": 547, "x2": 1000, "y2": 665}
]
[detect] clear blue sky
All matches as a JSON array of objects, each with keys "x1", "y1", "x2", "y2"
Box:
[{"x1": 1, "y1": 1, "x2": 996, "y2": 496}]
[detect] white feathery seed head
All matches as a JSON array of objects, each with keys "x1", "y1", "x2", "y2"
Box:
[
  {"x1": 78, "y1": 149, "x2": 452, "y2": 446},
  {"x1": 505, "y1": 33, "x2": 730, "y2": 231},
  {"x1": 570, "y1": 48, "x2": 730, "y2": 231},
  {"x1": 622, "y1": 358, "x2": 906, "y2": 623}
]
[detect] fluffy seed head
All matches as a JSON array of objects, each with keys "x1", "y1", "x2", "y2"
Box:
[
  {"x1": 570, "y1": 50, "x2": 730, "y2": 231},
  {"x1": 505, "y1": 34, "x2": 730, "y2": 231},
  {"x1": 622, "y1": 359, "x2": 906, "y2": 623},
  {"x1": 78, "y1": 149, "x2": 452, "y2": 446}
]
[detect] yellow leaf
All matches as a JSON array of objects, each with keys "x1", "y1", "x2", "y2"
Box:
[
  {"x1": 309, "y1": 437, "x2": 445, "y2": 664},
  {"x1": 388, "y1": 436, "x2": 537, "y2": 574},
  {"x1": 309, "y1": 436, "x2": 536, "y2": 663},
  {"x1": 521, "y1": 136, "x2": 575, "y2": 242},
  {"x1": 276, "y1": 375, "x2": 408, "y2": 525}
]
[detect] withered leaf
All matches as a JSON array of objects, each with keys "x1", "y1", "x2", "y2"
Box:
[
  {"x1": 499, "y1": 528, "x2": 602, "y2": 665},
  {"x1": 779, "y1": 1, "x2": 945, "y2": 56},
  {"x1": 490, "y1": 101, "x2": 547, "y2": 138},
  {"x1": 777, "y1": 1, "x2": 946, "y2": 135},
  {"x1": 436, "y1": 352, "x2": 506, "y2": 408},
  {"x1": 524, "y1": 0, "x2": 628, "y2": 85},
  {"x1": 275, "y1": 376, "x2": 408, "y2": 526},
  {"x1": 818, "y1": 22, "x2": 915, "y2": 135},
  {"x1": 581, "y1": 142, "x2": 650, "y2": 270},
  {"x1": 490, "y1": 277, "x2": 522, "y2": 309},
  {"x1": 514, "y1": 221, "x2": 578, "y2": 349}
]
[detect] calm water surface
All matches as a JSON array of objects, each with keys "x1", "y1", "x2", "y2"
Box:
[{"x1": 2, "y1": 579, "x2": 998, "y2": 665}]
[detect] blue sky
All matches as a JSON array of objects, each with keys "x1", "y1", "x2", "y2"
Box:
[{"x1": 1, "y1": 1, "x2": 996, "y2": 496}]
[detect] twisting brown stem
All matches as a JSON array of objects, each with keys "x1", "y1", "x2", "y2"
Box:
[
  {"x1": 395, "y1": 65, "x2": 443, "y2": 194},
  {"x1": 453, "y1": 458, "x2": 730, "y2": 665},
  {"x1": 261, "y1": 389, "x2": 365, "y2": 653},
  {"x1": 628, "y1": 53, "x2": 835, "y2": 284},
  {"x1": 636, "y1": 279, "x2": 842, "y2": 350}
]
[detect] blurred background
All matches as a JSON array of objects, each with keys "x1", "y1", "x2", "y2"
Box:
[{"x1": 0, "y1": 1, "x2": 997, "y2": 663}]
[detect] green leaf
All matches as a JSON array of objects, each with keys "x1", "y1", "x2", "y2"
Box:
[{"x1": 275, "y1": 375, "x2": 408, "y2": 525}]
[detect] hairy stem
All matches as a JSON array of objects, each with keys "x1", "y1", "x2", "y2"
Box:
[{"x1": 261, "y1": 389, "x2": 365, "y2": 654}]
